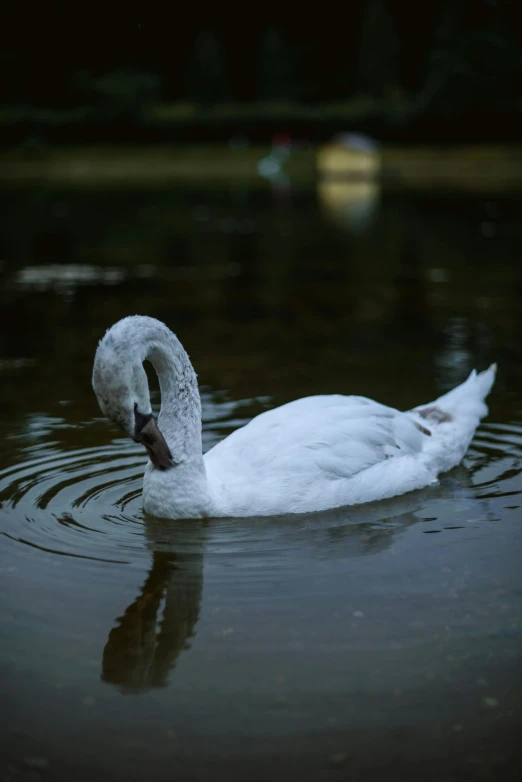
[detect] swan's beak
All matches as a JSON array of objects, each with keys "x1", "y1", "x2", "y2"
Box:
[{"x1": 138, "y1": 418, "x2": 174, "y2": 471}]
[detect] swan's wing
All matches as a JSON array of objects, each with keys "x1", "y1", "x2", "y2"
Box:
[
  {"x1": 293, "y1": 404, "x2": 428, "y2": 481},
  {"x1": 206, "y1": 395, "x2": 430, "y2": 481}
]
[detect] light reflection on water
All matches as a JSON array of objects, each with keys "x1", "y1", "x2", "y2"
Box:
[{"x1": 0, "y1": 180, "x2": 521, "y2": 781}]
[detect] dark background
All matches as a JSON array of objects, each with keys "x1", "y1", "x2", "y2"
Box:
[{"x1": 2, "y1": 0, "x2": 521, "y2": 144}]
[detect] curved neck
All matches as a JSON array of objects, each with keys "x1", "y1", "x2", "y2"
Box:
[{"x1": 139, "y1": 322, "x2": 202, "y2": 465}]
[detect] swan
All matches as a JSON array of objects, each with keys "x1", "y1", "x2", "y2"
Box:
[{"x1": 92, "y1": 315, "x2": 496, "y2": 520}]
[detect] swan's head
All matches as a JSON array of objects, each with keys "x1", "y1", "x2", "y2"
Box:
[{"x1": 92, "y1": 323, "x2": 173, "y2": 470}]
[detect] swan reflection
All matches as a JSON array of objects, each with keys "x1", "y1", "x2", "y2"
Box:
[
  {"x1": 102, "y1": 523, "x2": 205, "y2": 693},
  {"x1": 101, "y1": 467, "x2": 493, "y2": 693}
]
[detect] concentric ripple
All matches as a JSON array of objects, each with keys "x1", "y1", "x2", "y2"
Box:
[
  {"x1": 1, "y1": 413, "x2": 521, "y2": 571},
  {"x1": 0, "y1": 439, "x2": 147, "y2": 563},
  {"x1": 0, "y1": 393, "x2": 260, "y2": 565},
  {"x1": 1, "y1": 412, "x2": 521, "y2": 700},
  {"x1": 466, "y1": 422, "x2": 522, "y2": 502}
]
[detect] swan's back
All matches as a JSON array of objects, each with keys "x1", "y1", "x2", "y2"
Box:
[
  {"x1": 204, "y1": 367, "x2": 496, "y2": 517},
  {"x1": 204, "y1": 394, "x2": 430, "y2": 516}
]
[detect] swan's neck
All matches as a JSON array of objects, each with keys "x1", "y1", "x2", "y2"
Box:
[
  {"x1": 138, "y1": 322, "x2": 216, "y2": 517},
  {"x1": 140, "y1": 327, "x2": 202, "y2": 466},
  {"x1": 94, "y1": 316, "x2": 215, "y2": 517}
]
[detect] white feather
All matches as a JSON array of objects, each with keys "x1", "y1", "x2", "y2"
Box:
[{"x1": 92, "y1": 316, "x2": 497, "y2": 519}]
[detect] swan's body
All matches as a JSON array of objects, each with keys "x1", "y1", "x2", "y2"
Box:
[{"x1": 92, "y1": 316, "x2": 496, "y2": 520}]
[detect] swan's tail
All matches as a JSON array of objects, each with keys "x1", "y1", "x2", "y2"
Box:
[{"x1": 413, "y1": 363, "x2": 497, "y2": 422}]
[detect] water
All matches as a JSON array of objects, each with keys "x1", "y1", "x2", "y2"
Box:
[{"x1": 0, "y1": 177, "x2": 521, "y2": 781}]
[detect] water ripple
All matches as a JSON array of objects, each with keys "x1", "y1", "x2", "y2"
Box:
[
  {"x1": 0, "y1": 439, "x2": 146, "y2": 564},
  {"x1": 0, "y1": 418, "x2": 520, "y2": 570}
]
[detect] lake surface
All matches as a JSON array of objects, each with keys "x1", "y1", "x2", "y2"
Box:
[{"x1": 0, "y1": 174, "x2": 521, "y2": 781}]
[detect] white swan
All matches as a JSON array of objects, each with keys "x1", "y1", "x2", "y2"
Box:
[{"x1": 92, "y1": 315, "x2": 496, "y2": 520}]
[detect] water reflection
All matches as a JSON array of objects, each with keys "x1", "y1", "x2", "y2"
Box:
[
  {"x1": 317, "y1": 180, "x2": 380, "y2": 235},
  {"x1": 391, "y1": 234, "x2": 430, "y2": 330},
  {"x1": 98, "y1": 469, "x2": 490, "y2": 694},
  {"x1": 16, "y1": 263, "x2": 126, "y2": 293},
  {"x1": 102, "y1": 549, "x2": 203, "y2": 692},
  {"x1": 0, "y1": 185, "x2": 517, "y2": 411},
  {"x1": 0, "y1": 178, "x2": 521, "y2": 780},
  {"x1": 102, "y1": 517, "x2": 207, "y2": 693}
]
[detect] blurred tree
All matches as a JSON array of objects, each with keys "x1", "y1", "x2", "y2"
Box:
[
  {"x1": 356, "y1": 0, "x2": 400, "y2": 99},
  {"x1": 187, "y1": 29, "x2": 229, "y2": 106},
  {"x1": 72, "y1": 68, "x2": 163, "y2": 122},
  {"x1": 1, "y1": 1, "x2": 521, "y2": 141},
  {"x1": 259, "y1": 28, "x2": 297, "y2": 101},
  {"x1": 416, "y1": 0, "x2": 522, "y2": 115}
]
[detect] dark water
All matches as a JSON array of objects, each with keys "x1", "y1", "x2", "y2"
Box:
[{"x1": 0, "y1": 177, "x2": 521, "y2": 781}]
